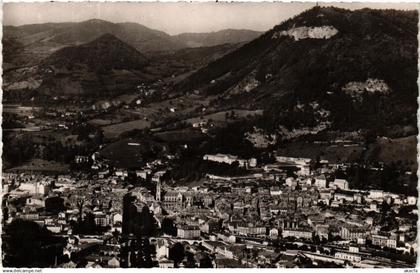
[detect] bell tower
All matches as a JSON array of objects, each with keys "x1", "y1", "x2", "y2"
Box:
[{"x1": 156, "y1": 180, "x2": 161, "y2": 201}]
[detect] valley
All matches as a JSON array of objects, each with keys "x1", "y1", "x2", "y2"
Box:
[
  {"x1": 2, "y1": 4, "x2": 419, "y2": 269},
  {"x1": 3, "y1": 7, "x2": 418, "y2": 177}
]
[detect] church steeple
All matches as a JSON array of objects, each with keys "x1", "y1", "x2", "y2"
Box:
[{"x1": 156, "y1": 180, "x2": 161, "y2": 202}]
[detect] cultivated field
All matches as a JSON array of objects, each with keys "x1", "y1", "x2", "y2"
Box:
[
  {"x1": 101, "y1": 119, "x2": 151, "y2": 139},
  {"x1": 8, "y1": 158, "x2": 70, "y2": 173}
]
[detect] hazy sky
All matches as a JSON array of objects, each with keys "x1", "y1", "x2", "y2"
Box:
[{"x1": 3, "y1": 2, "x2": 418, "y2": 35}]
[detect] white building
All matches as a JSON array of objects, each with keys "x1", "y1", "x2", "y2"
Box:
[
  {"x1": 270, "y1": 187, "x2": 282, "y2": 196},
  {"x1": 177, "y1": 225, "x2": 200, "y2": 239},
  {"x1": 26, "y1": 197, "x2": 45, "y2": 207},
  {"x1": 159, "y1": 259, "x2": 174, "y2": 268},
  {"x1": 369, "y1": 190, "x2": 384, "y2": 199},
  {"x1": 282, "y1": 228, "x2": 313, "y2": 240},
  {"x1": 269, "y1": 228, "x2": 279, "y2": 238},
  {"x1": 203, "y1": 154, "x2": 257, "y2": 168},
  {"x1": 19, "y1": 182, "x2": 50, "y2": 196},
  {"x1": 285, "y1": 177, "x2": 297, "y2": 187},
  {"x1": 372, "y1": 234, "x2": 397, "y2": 249},
  {"x1": 156, "y1": 238, "x2": 171, "y2": 260},
  {"x1": 334, "y1": 192, "x2": 354, "y2": 202},
  {"x1": 335, "y1": 252, "x2": 362, "y2": 263},
  {"x1": 314, "y1": 175, "x2": 327, "y2": 188},
  {"x1": 113, "y1": 213, "x2": 123, "y2": 224},
  {"x1": 407, "y1": 196, "x2": 417, "y2": 205},
  {"x1": 136, "y1": 169, "x2": 152, "y2": 179},
  {"x1": 108, "y1": 257, "x2": 120, "y2": 268},
  {"x1": 332, "y1": 179, "x2": 349, "y2": 190}
]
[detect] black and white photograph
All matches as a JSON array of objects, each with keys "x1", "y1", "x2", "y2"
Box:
[{"x1": 1, "y1": 1, "x2": 419, "y2": 268}]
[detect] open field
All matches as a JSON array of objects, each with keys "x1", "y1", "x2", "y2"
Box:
[
  {"x1": 99, "y1": 94, "x2": 218, "y2": 139},
  {"x1": 87, "y1": 119, "x2": 115, "y2": 126},
  {"x1": 277, "y1": 142, "x2": 366, "y2": 163},
  {"x1": 101, "y1": 119, "x2": 151, "y2": 139},
  {"x1": 98, "y1": 137, "x2": 166, "y2": 168},
  {"x1": 374, "y1": 135, "x2": 417, "y2": 171},
  {"x1": 277, "y1": 135, "x2": 417, "y2": 170},
  {"x1": 7, "y1": 158, "x2": 70, "y2": 173},
  {"x1": 3, "y1": 104, "x2": 40, "y2": 117},
  {"x1": 184, "y1": 109, "x2": 263, "y2": 125},
  {"x1": 154, "y1": 128, "x2": 205, "y2": 143}
]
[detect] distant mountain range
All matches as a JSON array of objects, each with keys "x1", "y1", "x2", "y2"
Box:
[
  {"x1": 3, "y1": 7, "x2": 418, "y2": 138},
  {"x1": 3, "y1": 19, "x2": 261, "y2": 68},
  {"x1": 43, "y1": 33, "x2": 149, "y2": 71},
  {"x1": 172, "y1": 29, "x2": 262, "y2": 48},
  {"x1": 3, "y1": 33, "x2": 242, "y2": 98}
]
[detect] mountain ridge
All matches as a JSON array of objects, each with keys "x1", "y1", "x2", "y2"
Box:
[
  {"x1": 173, "y1": 6, "x2": 418, "y2": 135},
  {"x1": 29, "y1": 33, "x2": 151, "y2": 97},
  {"x1": 3, "y1": 19, "x2": 263, "y2": 68},
  {"x1": 43, "y1": 33, "x2": 149, "y2": 71}
]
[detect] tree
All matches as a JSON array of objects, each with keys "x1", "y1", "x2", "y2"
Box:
[
  {"x1": 76, "y1": 198, "x2": 85, "y2": 223},
  {"x1": 132, "y1": 237, "x2": 154, "y2": 268},
  {"x1": 299, "y1": 245, "x2": 309, "y2": 251},
  {"x1": 3, "y1": 206, "x2": 9, "y2": 223},
  {"x1": 198, "y1": 254, "x2": 213, "y2": 268},
  {"x1": 45, "y1": 196, "x2": 65, "y2": 213},
  {"x1": 3, "y1": 219, "x2": 65, "y2": 267},
  {"x1": 184, "y1": 252, "x2": 196, "y2": 268},
  {"x1": 169, "y1": 242, "x2": 185, "y2": 267},
  {"x1": 161, "y1": 218, "x2": 177, "y2": 236},
  {"x1": 139, "y1": 206, "x2": 155, "y2": 236},
  {"x1": 313, "y1": 235, "x2": 321, "y2": 245}
]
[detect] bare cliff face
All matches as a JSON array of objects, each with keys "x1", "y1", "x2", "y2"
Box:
[
  {"x1": 272, "y1": 25, "x2": 339, "y2": 41},
  {"x1": 342, "y1": 78, "x2": 391, "y2": 98}
]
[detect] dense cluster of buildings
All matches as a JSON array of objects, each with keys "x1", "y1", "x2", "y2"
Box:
[{"x1": 2, "y1": 153, "x2": 418, "y2": 268}]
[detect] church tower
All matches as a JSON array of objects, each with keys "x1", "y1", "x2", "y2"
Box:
[{"x1": 156, "y1": 180, "x2": 161, "y2": 202}]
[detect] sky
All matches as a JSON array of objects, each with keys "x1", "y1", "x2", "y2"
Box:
[{"x1": 3, "y1": 2, "x2": 419, "y2": 35}]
